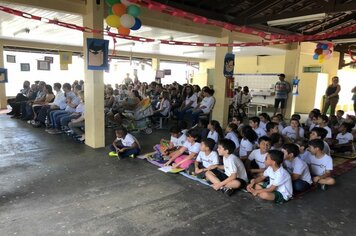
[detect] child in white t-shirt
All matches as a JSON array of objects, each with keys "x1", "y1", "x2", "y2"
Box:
[
  {"x1": 282, "y1": 143, "x2": 312, "y2": 193},
  {"x1": 206, "y1": 139, "x2": 248, "y2": 196},
  {"x1": 317, "y1": 114, "x2": 332, "y2": 139},
  {"x1": 282, "y1": 118, "x2": 305, "y2": 141},
  {"x1": 225, "y1": 123, "x2": 240, "y2": 152},
  {"x1": 295, "y1": 139, "x2": 312, "y2": 163},
  {"x1": 309, "y1": 127, "x2": 331, "y2": 156},
  {"x1": 188, "y1": 138, "x2": 219, "y2": 179},
  {"x1": 109, "y1": 127, "x2": 141, "y2": 159},
  {"x1": 247, "y1": 150, "x2": 293, "y2": 203},
  {"x1": 249, "y1": 116, "x2": 267, "y2": 138},
  {"x1": 246, "y1": 136, "x2": 270, "y2": 177},
  {"x1": 207, "y1": 120, "x2": 223, "y2": 144},
  {"x1": 239, "y1": 125, "x2": 258, "y2": 160},
  {"x1": 165, "y1": 129, "x2": 200, "y2": 169},
  {"x1": 306, "y1": 139, "x2": 335, "y2": 190},
  {"x1": 331, "y1": 122, "x2": 354, "y2": 153},
  {"x1": 258, "y1": 113, "x2": 270, "y2": 131}
]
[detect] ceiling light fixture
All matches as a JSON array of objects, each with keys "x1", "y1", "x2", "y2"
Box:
[
  {"x1": 183, "y1": 50, "x2": 204, "y2": 55},
  {"x1": 267, "y1": 13, "x2": 326, "y2": 26},
  {"x1": 233, "y1": 47, "x2": 241, "y2": 52}
]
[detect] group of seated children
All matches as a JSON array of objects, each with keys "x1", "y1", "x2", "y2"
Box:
[{"x1": 137, "y1": 109, "x2": 350, "y2": 203}]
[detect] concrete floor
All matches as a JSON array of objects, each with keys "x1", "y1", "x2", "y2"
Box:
[{"x1": 0, "y1": 114, "x2": 356, "y2": 236}]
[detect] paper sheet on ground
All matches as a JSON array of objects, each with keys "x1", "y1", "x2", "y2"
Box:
[{"x1": 158, "y1": 166, "x2": 184, "y2": 173}]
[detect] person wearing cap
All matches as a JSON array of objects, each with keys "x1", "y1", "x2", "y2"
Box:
[{"x1": 273, "y1": 74, "x2": 291, "y2": 116}]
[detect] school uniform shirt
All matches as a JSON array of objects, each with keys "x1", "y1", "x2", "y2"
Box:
[
  {"x1": 223, "y1": 154, "x2": 248, "y2": 182},
  {"x1": 185, "y1": 94, "x2": 198, "y2": 108},
  {"x1": 170, "y1": 133, "x2": 187, "y2": 147},
  {"x1": 241, "y1": 93, "x2": 252, "y2": 104},
  {"x1": 298, "y1": 150, "x2": 312, "y2": 163},
  {"x1": 225, "y1": 132, "x2": 240, "y2": 149},
  {"x1": 253, "y1": 127, "x2": 267, "y2": 138},
  {"x1": 309, "y1": 123, "x2": 317, "y2": 131},
  {"x1": 196, "y1": 151, "x2": 219, "y2": 168},
  {"x1": 207, "y1": 130, "x2": 219, "y2": 143},
  {"x1": 183, "y1": 141, "x2": 201, "y2": 154},
  {"x1": 52, "y1": 90, "x2": 66, "y2": 109},
  {"x1": 248, "y1": 149, "x2": 267, "y2": 169},
  {"x1": 323, "y1": 141, "x2": 331, "y2": 156},
  {"x1": 323, "y1": 126, "x2": 332, "y2": 139},
  {"x1": 278, "y1": 124, "x2": 284, "y2": 134},
  {"x1": 75, "y1": 102, "x2": 85, "y2": 114},
  {"x1": 336, "y1": 132, "x2": 353, "y2": 144},
  {"x1": 263, "y1": 166, "x2": 293, "y2": 201},
  {"x1": 284, "y1": 158, "x2": 312, "y2": 184},
  {"x1": 282, "y1": 126, "x2": 305, "y2": 140},
  {"x1": 259, "y1": 121, "x2": 267, "y2": 131},
  {"x1": 200, "y1": 96, "x2": 214, "y2": 114},
  {"x1": 117, "y1": 133, "x2": 136, "y2": 147},
  {"x1": 239, "y1": 139, "x2": 254, "y2": 157},
  {"x1": 305, "y1": 154, "x2": 333, "y2": 176}
]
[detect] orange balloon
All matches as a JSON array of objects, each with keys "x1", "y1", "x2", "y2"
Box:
[
  {"x1": 112, "y1": 3, "x2": 126, "y2": 16},
  {"x1": 118, "y1": 27, "x2": 130, "y2": 35}
]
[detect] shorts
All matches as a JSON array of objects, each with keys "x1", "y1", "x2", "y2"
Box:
[
  {"x1": 274, "y1": 98, "x2": 286, "y2": 109},
  {"x1": 260, "y1": 182, "x2": 286, "y2": 204},
  {"x1": 211, "y1": 169, "x2": 247, "y2": 189}
]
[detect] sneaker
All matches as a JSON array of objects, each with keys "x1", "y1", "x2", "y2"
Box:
[
  {"x1": 320, "y1": 184, "x2": 327, "y2": 191},
  {"x1": 221, "y1": 187, "x2": 235, "y2": 196},
  {"x1": 108, "y1": 151, "x2": 118, "y2": 157},
  {"x1": 129, "y1": 154, "x2": 136, "y2": 159}
]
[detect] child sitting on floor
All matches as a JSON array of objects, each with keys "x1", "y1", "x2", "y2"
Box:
[
  {"x1": 225, "y1": 123, "x2": 240, "y2": 153},
  {"x1": 152, "y1": 126, "x2": 187, "y2": 160},
  {"x1": 282, "y1": 118, "x2": 305, "y2": 141},
  {"x1": 207, "y1": 120, "x2": 224, "y2": 144},
  {"x1": 266, "y1": 122, "x2": 279, "y2": 137},
  {"x1": 271, "y1": 115, "x2": 285, "y2": 134},
  {"x1": 192, "y1": 118, "x2": 209, "y2": 140},
  {"x1": 239, "y1": 125, "x2": 258, "y2": 160},
  {"x1": 306, "y1": 139, "x2": 336, "y2": 190},
  {"x1": 309, "y1": 127, "x2": 331, "y2": 156},
  {"x1": 317, "y1": 114, "x2": 332, "y2": 139},
  {"x1": 282, "y1": 143, "x2": 312, "y2": 193},
  {"x1": 295, "y1": 139, "x2": 312, "y2": 163},
  {"x1": 187, "y1": 138, "x2": 219, "y2": 179},
  {"x1": 247, "y1": 150, "x2": 293, "y2": 203},
  {"x1": 249, "y1": 116, "x2": 267, "y2": 138},
  {"x1": 109, "y1": 127, "x2": 141, "y2": 159},
  {"x1": 205, "y1": 139, "x2": 248, "y2": 196},
  {"x1": 258, "y1": 113, "x2": 271, "y2": 131},
  {"x1": 270, "y1": 133, "x2": 285, "y2": 151},
  {"x1": 246, "y1": 136, "x2": 271, "y2": 177},
  {"x1": 331, "y1": 122, "x2": 354, "y2": 153},
  {"x1": 165, "y1": 129, "x2": 200, "y2": 169}
]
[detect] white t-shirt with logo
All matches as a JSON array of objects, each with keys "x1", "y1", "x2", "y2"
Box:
[
  {"x1": 263, "y1": 166, "x2": 293, "y2": 200},
  {"x1": 305, "y1": 154, "x2": 333, "y2": 176},
  {"x1": 336, "y1": 132, "x2": 353, "y2": 144},
  {"x1": 282, "y1": 126, "x2": 305, "y2": 140},
  {"x1": 248, "y1": 149, "x2": 267, "y2": 169},
  {"x1": 239, "y1": 139, "x2": 254, "y2": 157},
  {"x1": 284, "y1": 158, "x2": 312, "y2": 184},
  {"x1": 207, "y1": 130, "x2": 219, "y2": 143},
  {"x1": 200, "y1": 96, "x2": 214, "y2": 114},
  {"x1": 170, "y1": 133, "x2": 187, "y2": 147},
  {"x1": 225, "y1": 132, "x2": 240, "y2": 149},
  {"x1": 183, "y1": 141, "x2": 200, "y2": 154},
  {"x1": 196, "y1": 151, "x2": 219, "y2": 168},
  {"x1": 117, "y1": 133, "x2": 136, "y2": 147},
  {"x1": 223, "y1": 154, "x2": 248, "y2": 182},
  {"x1": 299, "y1": 150, "x2": 312, "y2": 163}
]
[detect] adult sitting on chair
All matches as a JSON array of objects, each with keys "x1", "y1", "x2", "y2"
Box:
[{"x1": 186, "y1": 86, "x2": 215, "y2": 126}]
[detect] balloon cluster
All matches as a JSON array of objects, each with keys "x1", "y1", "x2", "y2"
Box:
[
  {"x1": 313, "y1": 43, "x2": 333, "y2": 63},
  {"x1": 105, "y1": 0, "x2": 142, "y2": 36}
]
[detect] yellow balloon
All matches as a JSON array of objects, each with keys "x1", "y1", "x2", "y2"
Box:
[
  {"x1": 106, "y1": 15, "x2": 120, "y2": 28},
  {"x1": 319, "y1": 54, "x2": 325, "y2": 60}
]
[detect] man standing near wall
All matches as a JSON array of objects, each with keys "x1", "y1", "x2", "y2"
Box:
[{"x1": 273, "y1": 74, "x2": 291, "y2": 116}]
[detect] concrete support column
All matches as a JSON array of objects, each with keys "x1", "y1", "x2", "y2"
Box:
[
  {"x1": 284, "y1": 43, "x2": 301, "y2": 119},
  {"x1": 152, "y1": 58, "x2": 160, "y2": 71},
  {"x1": 0, "y1": 43, "x2": 6, "y2": 109},
  {"x1": 83, "y1": 0, "x2": 105, "y2": 148},
  {"x1": 212, "y1": 29, "x2": 233, "y2": 127}
]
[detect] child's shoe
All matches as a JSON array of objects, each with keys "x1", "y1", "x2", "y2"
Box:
[
  {"x1": 108, "y1": 151, "x2": 118, "y2": 157},
  {"x1": 320, "y1": 184, "x2": 327, "y2": 191},
  {"x1": 221, "y1": 187, "x2": 235, "y2": 196},
  {"x1": 129, "y1": 154, "x2": 136, "y2": 159}
]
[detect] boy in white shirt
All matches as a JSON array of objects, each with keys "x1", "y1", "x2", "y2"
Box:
[
  {"x1": 109, "y1": 127, "x2": 141, "y2": 159},
  {"x1": 282, "y1": 118, "x2": 305, "y2": 141},
  {"x1": 206, "y1": 139, "x2": 248, "y2": 196},
  {"x1": 282, "y1": 143, "x2": 312, "y2": 193},
  {"x1": 246, "y1": 136, "x2": 271, "y2": 177},
  {"x1": 310, "y1": 127, "x2": 331, "y2": 156},
  {"x1": 249, "y1": 116, "x2": 267, "y2": 138},
  {"x1": 247, "y1": 150, "x2": 293, "y2": 203},
  {"x1": 188, "y1": 138, "x2": 219, "y2": 179},
  {"x1": 306, "y1": 139, "x2": 336, "y2": 190},
  {"x1": 266, "y1": 122, "x2": 279, "y2": 137},
  {"x1": 317, "y1": 114, "x2": 332, "y2": 139},
  {"x1": 332, "y1": 122, "x2": 354, "y2": 153}
]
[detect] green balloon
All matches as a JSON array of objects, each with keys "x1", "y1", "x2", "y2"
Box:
[
  {"x1": 105, "y1": 0, "x2": 121, "y2": 6},
  {"x1": 127, "y1": 5, "x2": 141, "y2": 17},
  {"x1": 108, "y1": 7, "x2": 113, "y2": 15}
]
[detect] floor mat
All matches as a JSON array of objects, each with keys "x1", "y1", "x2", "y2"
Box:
[{"x1": 331, "y1": 151, "x2": 356, "y2": 159}]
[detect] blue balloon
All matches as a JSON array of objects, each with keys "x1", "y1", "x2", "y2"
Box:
[
  {"x1": 321, "y1": 44, "x2": 328, "y2": 50},
  {"x1": 130, "y1": 18, "x2": 141, "y2": 30},
  {"x1": 313, "y1": 54, "x2": 319, "y2": 60}
]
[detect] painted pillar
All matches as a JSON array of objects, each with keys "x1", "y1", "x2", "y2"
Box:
[
  {"x1": 211, "y1": 29, "x2": 233, "y2": 127},
  {"x1": 284, "y1": 43, "x2": 301, "y2": 119},
  {"x1": 83, "y1": 0, "x2": 105, "y2": 148},
  {"x1": 0, "y1": 43, "x2": 6, "y2": 109},
  {"x1": 152, "y1": 57, "x2": 160, "y2": 71}
]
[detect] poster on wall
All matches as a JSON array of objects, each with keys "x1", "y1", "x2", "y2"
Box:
[
  {"x1": 224, "y1": 53, "x2": 235, "y2": 78},
  {"x1": 37, "y1": 60, "x2": 50, "y2": 71},
  {"x1": 86, "y1": 38, "x2": 109, "y2": 70},
  {"x1": 0, "y1": 68, "x2": 8, "y2": 83},
  {"x1": 292, "y1": 78, "x2": 300, "y2": 95}
]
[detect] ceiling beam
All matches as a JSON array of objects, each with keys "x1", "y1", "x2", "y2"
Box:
[
  {"x1": 0, "y1": 0, "x2": 86, "y2": 15},
  {"x1": 237, "y1": 1, "x2": 356, "y2": 25},
  {"x1": 307, "y1": 13, "x2": 356, "y2": 34}
]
